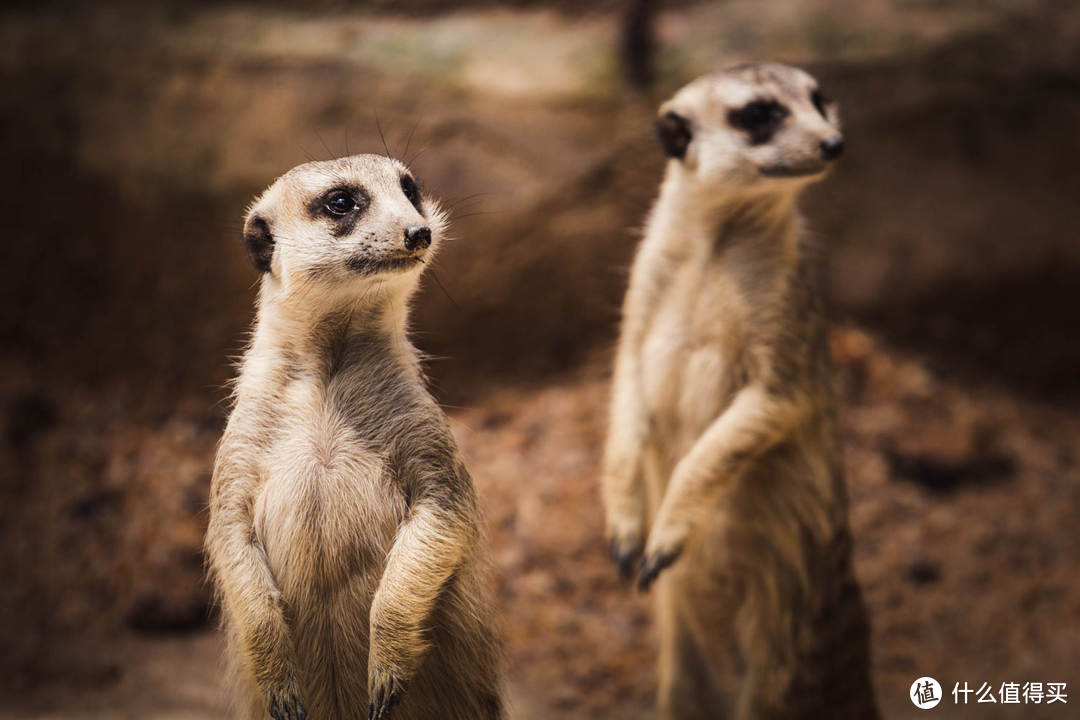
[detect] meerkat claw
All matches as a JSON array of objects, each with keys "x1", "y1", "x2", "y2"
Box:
[
  {"x1": 610, "y1": 537, "x2": 641, "y2": 581},
  {"x1": 369, "y1": 675, "x2": 403, "y2": 720},
  {"x1": 266, "y1": 689, "x2": 306, "y2": 720},
  {"x1": 637, "y1": 548, "x2": 682, "y2": 592},
  {"x1": 369, "y1": 694, "x2": 399, "y2": 720}
]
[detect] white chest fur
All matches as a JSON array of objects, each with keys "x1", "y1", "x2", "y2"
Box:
[
  {"x1": 639, "y1": 256, "x2": 744, "y2": 452},
  {"x1": 253, "y1": 376, "x2": 406, "y2": 595}
]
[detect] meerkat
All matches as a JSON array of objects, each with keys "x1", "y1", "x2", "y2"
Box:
[
  {"x1": 205, "y1": 155, "x2": 504, "y2": 720},
  {"x1": 602, "y1": 64, "x2": 879, "y2": 719}
]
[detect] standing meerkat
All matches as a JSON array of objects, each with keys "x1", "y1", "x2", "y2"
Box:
[
  {"x1": 602, "y1": 64, "x2": 879, "y2": 719},
  {"x1": 206, "y1": 155, "x2": 504, "y2": 720}
]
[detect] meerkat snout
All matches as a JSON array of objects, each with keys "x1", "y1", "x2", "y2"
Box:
[
  {"x1": 820, "y1": 135, "x2": 845, "y2": 161},
  {"x1": 403, "y1": 224, "x2": 432, "y2": 252}
]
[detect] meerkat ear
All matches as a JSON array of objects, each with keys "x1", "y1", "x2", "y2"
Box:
[
  {"x1": 243, "y1": 213, "x2": 275, "y2": 274},
  {"x1": 655, "y1": 111, "x2": 692, "y2": 160}
]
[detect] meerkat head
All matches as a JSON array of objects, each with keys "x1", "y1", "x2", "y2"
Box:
[
  {"x1": 656, "y1": 63, "x2": 843, "y2": 193},
  {"x1": 241, "y1": 154, "x2": 445, "y2": 297}
]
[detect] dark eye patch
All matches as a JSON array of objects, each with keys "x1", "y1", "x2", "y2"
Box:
[
  {"x1": 307, "y1": 184, "x2": 370, "y2": 238},
  {"x1": 727, "y1": 99, "x2": 789, "y2": 145},
  {"x1": 811, "y1": 89, "x2": 829, "y2": 118},
  {"x1": 401, "y1": 174, "x2": 423, "y2": 214}
]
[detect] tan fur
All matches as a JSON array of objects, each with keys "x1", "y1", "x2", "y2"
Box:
[
  {"x1": 603, "y1": 65, "x2": 878, "y2": 719},
  {"x1": 206, "y1": 155, "x2": 504, "y2": 720}
]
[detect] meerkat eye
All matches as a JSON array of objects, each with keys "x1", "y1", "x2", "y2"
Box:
[
  {"x1": 728, "y1": 100, "x2": 788, "y2": 144},
  {"x1": 811, "y1": 89, "x2": 829, "y2": 118},
  {"x1": 400, "y1": 175, "x2": 423, "y2": 214},
  {"x1": 325, "y1": 191, "x2": 356, "y2": 216}
]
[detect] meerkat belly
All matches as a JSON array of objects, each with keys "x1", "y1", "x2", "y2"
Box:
[
  {"x1": 254, "y1": 399, "x2": 407, "y2": 599},
  {"x1": 640, "y1": 271, "x2": 742, "y2": 460}
]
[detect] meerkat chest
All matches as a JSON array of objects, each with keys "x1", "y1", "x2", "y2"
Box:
[
  {"x1": 254, "y1": 375, "x2": 408, "y2": 591},
  {"x1": 639, "y1": 260, "x2": 746, "y2": 440}
]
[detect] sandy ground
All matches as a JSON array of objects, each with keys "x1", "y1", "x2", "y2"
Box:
[{"x1": 3, "y1": 329, "x2": 1078, "y2": 719}]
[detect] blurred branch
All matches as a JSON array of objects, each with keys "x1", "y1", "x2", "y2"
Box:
[{"x1": 619, "y1": 0, "x2": 656, "y2": 90}]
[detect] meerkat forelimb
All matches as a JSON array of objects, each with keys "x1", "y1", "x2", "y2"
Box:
[{"x1": 638, "y1": 386, "x2": 811, "y2": 590}]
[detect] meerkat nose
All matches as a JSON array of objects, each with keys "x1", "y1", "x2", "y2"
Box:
[
  {"x1": 820, "y1": 136, "x2": 845, "y2": 161},
  {"x1": 403, "y1": 225, "x2": 432, "y2": 252}
]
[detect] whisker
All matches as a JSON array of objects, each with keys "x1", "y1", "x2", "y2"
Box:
[
  {"x1": 419, "y1": 259, "x2": 459, "y2": 309},
  {"x1": 375, "y1": 112, "x2": 392, "y2": 159},
  {"x1": 296, "y1": 142, "x2": 319, "y2": 164},
  {"x1": 314, "y1": 130, "x2": 334, "y2": 160},
  {"x1": 447, "y1": 211, "x2": 495, "y2": 222},
  {"x1": 441, "y1": 193, "x2": 491, "y2": 212},
  {"x1": 401, "y1": 118, "x2": 421, "y2": 163},
  {"x1": 406, "y1": 145, "x2": 428, "y2": 167}
]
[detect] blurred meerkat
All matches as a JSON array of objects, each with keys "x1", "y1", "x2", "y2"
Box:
[
  {"x1": 206, "y1": 155, "x2": 504, "y2": 720},
  {"x1": 602, "y1": 64, "x2": 879, "y2": 719}
]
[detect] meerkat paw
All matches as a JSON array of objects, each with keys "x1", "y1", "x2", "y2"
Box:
[
  {"x1": 609, "y1": 533, "x2": 644, "y2": 582},
  {"x1": 606, "y1": 514, "x2": 645, "y2": 581},
  {"x1": 368, "y1": 664, "x2": 405, "y2": 720},
  {"x1": 637, "y1": 525, "x2": 687, "y2": 592},
  {"x1": 264, "y1": 680, "x2": 306, "y2": 720}
]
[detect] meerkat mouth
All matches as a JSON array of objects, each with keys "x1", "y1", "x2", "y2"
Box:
[
  {"x1": 345, "y1": 254, "x2": 424, "y2": 277},
  {"x1": 759, "y1": 164, "x2": 827, "y2": 179}
]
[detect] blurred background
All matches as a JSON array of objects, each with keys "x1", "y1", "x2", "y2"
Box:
[{"x1": 1, "y1": 1, "x2": 1078, "y2": 718}]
